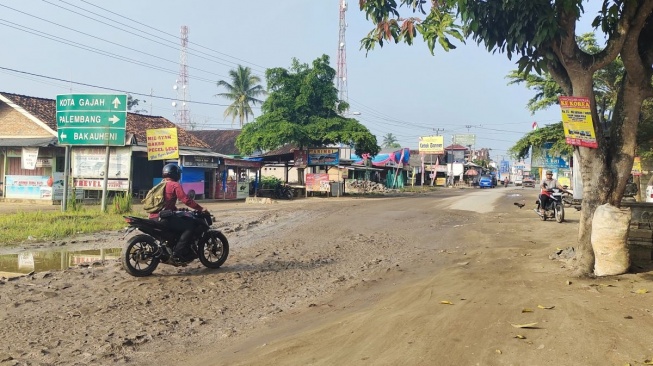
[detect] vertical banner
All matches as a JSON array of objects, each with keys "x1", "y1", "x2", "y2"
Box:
[
  {"x1": 559, "y1": 96, "x2": 598, "y2": 148},
  {"x1": 21, "y1": 147, "x2": 39, "y2": 170},
  {"x1": 146, "y1": 128, "x2": 179, "y2": 160},
  {"x1": 632, "y1": 156, "x2": 642, "y2": 176}
]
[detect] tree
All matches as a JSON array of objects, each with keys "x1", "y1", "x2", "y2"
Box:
[
  {"x1": 127, "y1": 94, "x2": 148, "y2": 114},
  {"x1": 236, "y1": 55, "x2": 380, "y2": 157},
  {"x1": 359, "y1": 1, "x2": 653, "y2": 276},
  {"x1": 509, "y1": 122, "x2": 572, "y2": 160},
  {"x1": 216, "y1": 65, "x2": 266, "y2": 127},
  {"x1": 382, "y1": 133, "x2": 401, "y2": 148},
  {"x1": 506, "y1": 33, "x2": 623, "y2": 127}
]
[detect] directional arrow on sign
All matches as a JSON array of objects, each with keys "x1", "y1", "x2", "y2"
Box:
[
  {"x1": 109, "y1": 115, "x2": 121, "y2": 124},
  {"x1": 60, "y1": 132, "x2": 67, "y2": 139},
  {"x1": 112, "y1": 97, "x2": 122, "y2": 109}
]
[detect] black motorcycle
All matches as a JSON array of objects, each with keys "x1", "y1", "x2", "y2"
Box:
[
  {"x1": 535, "y1": 184, "x2": 567, "y2": 223},
  {"x1": 121, "y1": 210, "x2": 229, "y2": 277},
  {"x1": 274, "y1": 183, "x2": 295, "y2": 200}
]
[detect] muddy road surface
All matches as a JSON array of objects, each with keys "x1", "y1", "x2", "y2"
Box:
[{"x1": 2, "y1": 187, "x2": 652, "y2": 366}]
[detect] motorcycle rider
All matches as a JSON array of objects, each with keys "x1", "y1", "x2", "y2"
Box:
[
  {"x1": 539, "y1": 170, "x2": 565, "y2": 215},
  {"x1": 149, "y1": 163, "x2": 206, "y2": 262}
]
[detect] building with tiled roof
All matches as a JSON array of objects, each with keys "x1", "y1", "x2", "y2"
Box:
[
  {"x1": 0, "y1": 92, "x2": 209, "y2": 149},
  {"x1": 0, "y1": 92, "x2": 250, "y2": 202},
  {"x1": 188, "y1": 129, "x2": 241, "y2": 155}
]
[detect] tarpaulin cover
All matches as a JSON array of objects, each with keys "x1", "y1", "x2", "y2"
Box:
[{"x1": 351, "y1": 148, "x2": 410, "y2": 167}]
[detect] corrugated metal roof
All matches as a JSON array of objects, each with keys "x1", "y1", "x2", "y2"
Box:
[{"x1": 0, "y1": 137, "x2": 58, "y2": 147}]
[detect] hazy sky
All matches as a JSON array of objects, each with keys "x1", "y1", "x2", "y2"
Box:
[{"x1": 0, "y1": 1, "x2": 601, "y2": 160}]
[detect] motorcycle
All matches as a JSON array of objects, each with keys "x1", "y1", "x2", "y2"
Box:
[
  {"x1": 535, "y1": 184, "x2": 568, "y2": 223},
  {"x1": 121, "y1": 210, "x2": 229, "y2": 277},
  {"x1": 274, "y1": 183, "x2": 295, "y2": 200}
]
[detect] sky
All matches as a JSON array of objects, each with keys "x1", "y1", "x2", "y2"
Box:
[{"x1": 0, "y1": 0, "x2": 603, "y2": 161}]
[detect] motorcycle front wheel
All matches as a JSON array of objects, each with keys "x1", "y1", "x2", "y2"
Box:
[
  {"x1": 122, "y1": 234, "x2": 160, "y2": 277},
  {"x1": 555, "y1": 203, "x2": 565, "y2": 223},
  {"x1": 198, "y1": 230, "x2": 230, "y2": 269}
]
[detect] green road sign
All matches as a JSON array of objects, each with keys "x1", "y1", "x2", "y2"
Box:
[
  {"x1": 56, "y1": 94, "x2": 127, "y2": 112},
  {"x1": 56, "y1": 94, "x2": 127, "y2": 146},
  {"x1": 57, "y1": 127, "x2": 126, "y2": 146},
  {"x1": 57, "y1": 111, "x2": 126, "y2": 128}
]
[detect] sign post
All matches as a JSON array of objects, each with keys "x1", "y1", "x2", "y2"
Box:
[{"x1": 56, "y1": 94, "x2": 127, "y2": 212}]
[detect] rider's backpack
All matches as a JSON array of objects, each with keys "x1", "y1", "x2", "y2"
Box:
[{"x1": 141, "y1": 181, "x2": 167, "y2": 213}]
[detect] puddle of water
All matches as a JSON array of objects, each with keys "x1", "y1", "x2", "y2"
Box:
[{"x1": 0, "y1": 248, "x2": 121, "y2": 278}]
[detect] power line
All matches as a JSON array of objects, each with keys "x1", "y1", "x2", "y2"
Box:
[
  {"x1": 77, "y1": 0, "x2": 268, "y2": 73},
  {"x1": 0, "y1": 66, "x2": 236, "y2": 106},
  {"x1": 0, "y1": 19, "x2": 217, "y2": 85},
  {"x1": 0, "y1": 4, "x2": 231, "y2": 81}
]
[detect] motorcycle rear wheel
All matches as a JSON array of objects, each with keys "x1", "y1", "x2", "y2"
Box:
[
  {"x1": 198, "y1": 231, "x2": 229, "y2": 269},
  {"x1": 122, "y1": 234, "x2": 160, "y2": 277},
  {"x1": 555, "y1": 203, "x2": 565, "y2": 223}
]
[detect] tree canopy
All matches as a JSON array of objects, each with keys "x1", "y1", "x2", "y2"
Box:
[
  {"x1": 359, "y1": 0, "x2": 653, "y2": 275},
  {"x1": 236, "y1": 55, "x2": 380, "y2": 157}
]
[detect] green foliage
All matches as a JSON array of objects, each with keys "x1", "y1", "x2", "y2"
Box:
[
  {"x1": 0, "y1": 209, "x2": 133, "y2": 245},
  {"x1": 112, "y1": 192, "x2": 132, "y2": 215},
  {"x1": 382, "y1": 133, "x2": 401, "y2": 148},
  {"x1": 216, "y1": 65, "x2": 266, "y2": 127},
  {"x1": 236, "y1": 55, "x2": 380, "y2": 157},
  {"x1": 67, "y1": 191, "x2": 82, "y2": 212},
  {"x1": 508, "y1": 122, "x2": 572, "y2": 160}
]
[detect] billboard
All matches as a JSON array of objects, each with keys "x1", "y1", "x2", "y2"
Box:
[
  {"x1": 418, "y1": 136, "x2": 444, "y2": 154},
  {"x1": 453, "y1": 134, "x2": 476, "y2": 146}
]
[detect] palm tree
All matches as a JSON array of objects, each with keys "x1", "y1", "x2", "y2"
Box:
[
  {"x1": 382, "y1": 133, "x2": 401, "y2": 149},
  {"x1": 216, "y1": 65, "x2": 266, "y2": 127}
]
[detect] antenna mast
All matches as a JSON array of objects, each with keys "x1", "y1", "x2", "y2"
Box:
[
  {"x1": 174, "y1": 25, "x2": 190, "y2": 129},
  {"x1": 336, "y1": 0, "x2": 348, "y2": 111}
]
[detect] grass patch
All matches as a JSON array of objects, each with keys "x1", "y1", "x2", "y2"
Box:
[{"x1": 0, "y1": 208, "x2": 146, "y2": 246}]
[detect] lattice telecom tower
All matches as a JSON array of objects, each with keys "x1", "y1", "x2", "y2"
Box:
[
  {"x1": 173, "y1": 25, "x2": 190, "y2": 129},
  {"x1": 336, "y1": 0, "x2": 348, "y2": 109}
]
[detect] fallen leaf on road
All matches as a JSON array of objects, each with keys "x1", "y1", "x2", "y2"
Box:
[
  {"x1": 537, "y1": 305, "x2": 555, "y2": 309},
  {"x1": 521, "y1": 308, "x2": 534, "y2": 313},
  {"x1": 495, "y1": 349, "x2": 502, "y2": 354},
  {"x1": 510, "y1": 322, "x2": 538, "y2": 328},
  {"x1": 514, "y1": 335, "x2": 526, "y2": 339},
  {"x1": 644, "y1": 359, "x2": 653, "y2": 365},
  {"x1": 634, "y1": 289, "x2": 649, "y2": 294},
  {"x1": 440, "y1": 300, "x2": 453, "y2": 305}
]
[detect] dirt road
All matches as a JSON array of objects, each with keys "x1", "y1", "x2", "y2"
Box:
[{"x1": 1, "y1": 187, "x2": 652, "y2": 366}]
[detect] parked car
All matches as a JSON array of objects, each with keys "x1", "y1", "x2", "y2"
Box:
[
  {"x1": 514, "y1": 176, "x2": 523, "y2": 186},
  {"x1": 522, "y1": 177, "x2": 535, "y2": 188},
  {"x1": 478, "y1": 175, "x2": 496, "y2": 188}
]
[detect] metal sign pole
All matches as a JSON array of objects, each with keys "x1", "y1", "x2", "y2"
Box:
[
  {"x1": 100, "y1": 146, "x2": 110, "y2": 212},
  {"x1": 61, "y1": 145, "x2": 70, "y2": 212}
]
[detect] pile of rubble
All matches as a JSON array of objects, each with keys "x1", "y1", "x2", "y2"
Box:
[{"x1": 345, "y1": 180, "x2": 390, "y2": 194}]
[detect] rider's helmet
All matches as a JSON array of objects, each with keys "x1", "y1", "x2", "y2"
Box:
[
  {"x1": 162, "y1": 163, "x2": 182, "y2": 181},
  {"x1": 546, "y1": 170, "x2": 553, "y2": 175}
]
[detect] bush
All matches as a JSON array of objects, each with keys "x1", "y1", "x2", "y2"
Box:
[{"x1": 112, "y1": 192, "x2": 132, "y2": 214}]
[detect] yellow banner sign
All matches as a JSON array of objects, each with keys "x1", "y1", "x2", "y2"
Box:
[
  {"x1": 418, "y1": 135, "x2": 444, "y2": 154},
  {"x1": 632, "y1": 156, "x2": 642, "y2": 176},
  {"x1": 559, "y1": 96, "x2": 598, "y2": 148},
  {"x1": 146, "y1": 128, "x2": 179, "y2": 160}
]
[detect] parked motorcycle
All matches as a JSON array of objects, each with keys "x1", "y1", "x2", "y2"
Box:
[
  {"x1": 121, "y1": 210, "x2": 229, "y2": 277},
  {"x1": 535, "y1": 184, "x2": 568, "y2": 223},
  {"x1": 274, "y1": 183, "x2": 295, "y2": 200}
]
